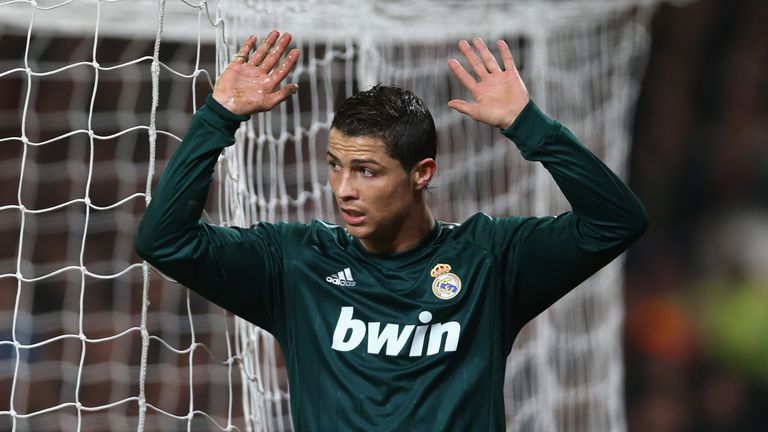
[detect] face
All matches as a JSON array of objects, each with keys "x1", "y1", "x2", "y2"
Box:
[{"x1": 326, "y1": 128, "x2": 428, "y2": 250}]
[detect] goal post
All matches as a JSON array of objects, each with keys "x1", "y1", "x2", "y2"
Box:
[{"x1": 0, "y1": 0, "x2": 666, "y2": 431}]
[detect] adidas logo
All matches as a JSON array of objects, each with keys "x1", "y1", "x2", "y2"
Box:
[{"x1": 326, "y1": 268, "x2": 356, "y2": 286}]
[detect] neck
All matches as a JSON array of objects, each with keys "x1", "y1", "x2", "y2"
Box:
[{"x1": 359, "y1": 201, "x2": 434, "y2": 254}]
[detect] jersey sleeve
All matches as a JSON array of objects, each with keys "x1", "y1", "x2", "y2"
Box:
[
  {"x1": 492, "y1": 101, "x2": 647, "y2": 333},
  {"x1": 134, "y1": 95, "x2": 287, "y2": 336}
]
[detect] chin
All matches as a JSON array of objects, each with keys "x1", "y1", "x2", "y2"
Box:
[{"x1": 344, "y1": 224, "x2": 369, "y2": 239}]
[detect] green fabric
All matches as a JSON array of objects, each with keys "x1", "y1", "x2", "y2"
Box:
[{"x1": 136, "y1": 95, "x2": 647, "y2": 431}]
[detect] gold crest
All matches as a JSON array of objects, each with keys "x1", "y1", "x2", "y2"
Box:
[
  {"x1": 430, "y1": 263, "x2": 461, "y2": 300},
  {"x1": 430, "y1": 263, "x2": 452, "y2": 278}
]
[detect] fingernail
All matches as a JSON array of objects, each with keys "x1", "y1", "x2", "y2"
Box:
[{"x1": 287, "y1": 84, "x2": 299, "y2": 95}]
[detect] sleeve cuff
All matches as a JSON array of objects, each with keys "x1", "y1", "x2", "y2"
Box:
[
  {"x1": 500, "y1": 100, "x2": 558, "y2": 157},
  {"x1": 196, "y1": 94, "x2": 251, "y2": 139}
]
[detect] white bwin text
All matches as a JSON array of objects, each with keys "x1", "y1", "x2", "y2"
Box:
[{"x1": 331, "y1": 306, "x2": 460, "y2": 356}]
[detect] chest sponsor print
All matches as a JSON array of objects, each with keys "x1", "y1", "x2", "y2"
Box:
[{"x1": 331, "y1": 306, "x2": 460, "y2": 357}]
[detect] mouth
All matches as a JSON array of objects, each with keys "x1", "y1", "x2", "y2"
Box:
[{"x1": 340, "y1": 207, "x2": 366, "y2": 226}]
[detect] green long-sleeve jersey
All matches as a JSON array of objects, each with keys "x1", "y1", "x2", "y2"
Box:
[{"x1": 135, "y1": 95, "x2": 647, "y2": 431}]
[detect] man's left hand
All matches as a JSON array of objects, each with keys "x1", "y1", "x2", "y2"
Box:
[{"x1": 447, "y1": 38, "x2": 530, "y2": 129}]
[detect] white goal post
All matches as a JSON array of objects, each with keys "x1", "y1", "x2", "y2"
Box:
[{"x1": 0, "y1": 0, "x2": 668, "y2": 430}]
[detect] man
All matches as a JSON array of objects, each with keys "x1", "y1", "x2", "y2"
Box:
[{"x1": 136, "y1": 29, "x2": 647, "y2": 430}]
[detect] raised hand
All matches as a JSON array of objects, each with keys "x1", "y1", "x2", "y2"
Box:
[
  {"x1": 213, "y1": 30, "x2": 300, "y2": 116},
  {"x1": 447, "y1": 37, "x2": 529, "y2": 129}
]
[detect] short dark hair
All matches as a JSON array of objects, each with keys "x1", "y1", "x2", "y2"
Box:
[{"x1": 330, "y1": 85, "x2": 436, "y2": 172}]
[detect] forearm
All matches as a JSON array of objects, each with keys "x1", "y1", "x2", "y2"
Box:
[
  {"x1": 135, "y1": 95, "x2": 248, "y2": 276},
  {"x1": 501, "y1": 101, "x2": 647, "y2": 328},
  {"x1": 503, "y1": 101, "x2": 647, "y2": 250}
]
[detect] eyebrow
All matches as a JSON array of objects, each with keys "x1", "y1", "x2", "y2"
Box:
[{"x1": 325, "y1": 151, "x2": 384, "y2": 167}]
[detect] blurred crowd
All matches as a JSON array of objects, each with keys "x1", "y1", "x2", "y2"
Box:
[{"x1": 626, "y1": 0, "x2": 768, "y2": 430}]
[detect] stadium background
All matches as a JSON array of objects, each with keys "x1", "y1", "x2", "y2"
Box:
[{"x1": 626, "y1": 0, "x2": 768, "y2": 430}]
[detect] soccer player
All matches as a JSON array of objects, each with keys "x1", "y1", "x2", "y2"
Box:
[{"x1": 135, "y1": 30, "x2": 647, "y2": 430}]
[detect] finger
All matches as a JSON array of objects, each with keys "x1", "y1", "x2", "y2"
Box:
[
  {"x1": 249, "y1": 29, "x2": 279, "y2": 66},
  {"x1": 233, "y1": 34, "x2": 257, "y2": 63},
  {"x1": 264, "y1": 83, "x2": 299, "y2": 109},
  {"x1": 497, "y1": 40, "x2": 517, "y2": 73},
  {"x1": 458, "y1": 39, "x2": 489, "y2": 77},
  {"x1": 447, "y1": 99, "x2": 474, "y2": 117},
  {"x1": 269, "y1": 48, "x2": 300, "y2": 83},
  {"x1": 472, "y1": 37, "x2": 501, "y2": 73},
  {"x1": 448, "y1": 58, "x2": 477, "y2": 91},
  {"x1": 259, "y1": 32, "x2": 293, "y2": 72}
]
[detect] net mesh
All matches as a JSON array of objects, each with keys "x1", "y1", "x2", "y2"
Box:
[
  {"x1": 0, "y1": 0, "x2": 662, "y2": 431},
  {"x1": 220, "y1": 1, "x2": 657, "y2": 431},
  {"x1": 0, "y1": 1, "x2": 241, "y2": 430}
]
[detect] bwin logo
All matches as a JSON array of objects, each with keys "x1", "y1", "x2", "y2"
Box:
[{"x1": 331, "y1": 306, "x2": 460, "y2": 356}]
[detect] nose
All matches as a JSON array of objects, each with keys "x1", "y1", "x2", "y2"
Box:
[{"x1": 335, "y1": 172, "x2": 358, "y2": 201}]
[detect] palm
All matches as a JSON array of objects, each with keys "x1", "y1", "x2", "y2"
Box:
[
  {"x1": 213, "y1": 31, "x2": 300, "y2": 116},
  {"x1": 448, "y1": 38, "x2": 529, "y2": 129},
  {"x1": 215, "y1": 64, "x2": 280, "y2": 113}
]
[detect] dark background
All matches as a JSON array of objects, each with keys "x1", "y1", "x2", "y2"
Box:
[{"x1": 626, "y1": 0, "x2": 768, "y2": 430}]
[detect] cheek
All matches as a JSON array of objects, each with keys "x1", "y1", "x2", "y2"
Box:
[
  {"x1": 327, "y1": 173, "x2": 338, "y2": 191},
  {"x1": 369, "y1": 182, "x2": 412, "y2": 214},
  {"x1": 327, "y1": 171, "x2": 346, "y2": 196}
]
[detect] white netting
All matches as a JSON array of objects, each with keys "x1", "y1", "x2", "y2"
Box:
[
  {"x1": 0, "y1": 0, "x2": 243, "y2": 430},
  {"x1": 219, "y1": 1, "x2": 660, "y2": 431},
  {"x1": 0, "y1": 0, "x2": 664, "y2": 431}
]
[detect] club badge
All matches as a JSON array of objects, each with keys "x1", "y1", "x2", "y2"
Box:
[{"x1": 430, "y1": 263, "x2": 461, "y2": 300}]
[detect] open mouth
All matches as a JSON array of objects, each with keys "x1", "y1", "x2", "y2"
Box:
[{"x1": 341, "y1": 208, "x2": 366, "y2": 226}]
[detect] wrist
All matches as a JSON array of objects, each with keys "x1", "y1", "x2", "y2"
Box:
[
  {"x1": 497, "y1": 111, "x2": 518, "y2": 129},
  {"x1": 204, "y1": 94, "x2": 250, "y2": 122},
  {"x1": 497, "y1": 97, "x2": 531, "y2": 129},
  {"x1": 212, "y1": 92, "x2": 242, "y2": 116}
]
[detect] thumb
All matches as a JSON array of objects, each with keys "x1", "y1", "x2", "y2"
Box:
[
  {"x1": 447, "y1": 99, "x2": 474, "y2": 117},
  {"x1": 264, "y1": 83, "x2": 299, "y2": 110}
]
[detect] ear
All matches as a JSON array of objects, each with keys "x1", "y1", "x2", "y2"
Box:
[{"x1": 410, "y1": 158, "x2": 437, "y2": 191}]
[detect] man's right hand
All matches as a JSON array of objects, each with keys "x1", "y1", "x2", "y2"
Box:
[{"x1": 212, "y1": 30, "x2": 300, "y2": 116}]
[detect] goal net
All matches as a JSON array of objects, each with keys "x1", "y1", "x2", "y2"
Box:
[{"x1": 0, "y1": 0, "x2": 661, "y2": 431}]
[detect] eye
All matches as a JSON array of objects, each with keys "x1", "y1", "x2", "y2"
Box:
[
  {"x1": 360, "y1": 167, "x2": 375, "y2": 177},
  {"x1": 327, "y1": 160, "x2": 340, "y2": 171}
]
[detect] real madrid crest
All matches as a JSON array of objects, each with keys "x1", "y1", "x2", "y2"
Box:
[{"x1": 430, "y1": 263, "x2": 462, "y2": 300}]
